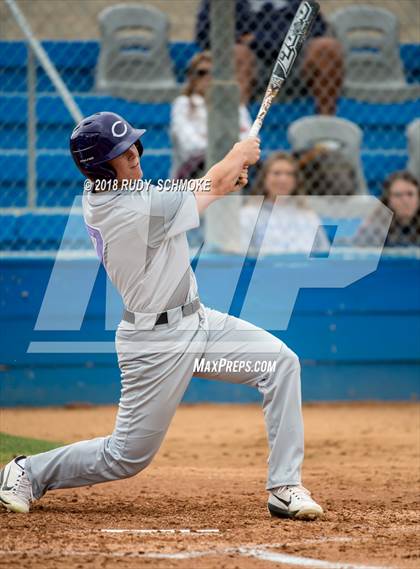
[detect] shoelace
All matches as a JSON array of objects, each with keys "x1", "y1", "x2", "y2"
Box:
[
  {"x1": 12, "y1": 469, "x2": 33, "y2": 501},
  {"x1": 275, "y1": 484, "x2": 311, "y2": 502},
  {"x1": 289, "y1": 485, "x2": 311, "y2": 500}
]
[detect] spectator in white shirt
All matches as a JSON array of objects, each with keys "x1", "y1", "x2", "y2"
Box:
[
  {"x1": 241, "y1": 152, "x2": 329, "y2": 254},
  {"x1": 171, "y1": 51, "x2": 252, "y2": 179}
]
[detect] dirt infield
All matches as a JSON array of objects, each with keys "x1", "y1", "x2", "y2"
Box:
[{"x1": 0, "y1": 402, "x2": 419, "y2": 568}]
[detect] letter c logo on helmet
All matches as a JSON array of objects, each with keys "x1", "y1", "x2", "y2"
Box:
[
  {"x1": 70, "y1": 112, "x2": 146, "y2": 181},
  {"x1": 111, "y1": 121, "x2": 128, "y2": 138}
]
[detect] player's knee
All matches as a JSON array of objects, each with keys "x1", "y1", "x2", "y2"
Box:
[
  {"x1": 275, "y1": 345, "x2": 301, "y2": 377},
  {"x1": 259, "y1": 346, "x2": 300, "y2": 394},
  {"x1": 115, "y1": 454, "x2": 154, "y2": 479},
  {"x1": 107, "y1": 437, "x2": 160, "y2": 479}
]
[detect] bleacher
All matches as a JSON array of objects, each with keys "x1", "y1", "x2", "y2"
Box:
[{"x1": 0, "y1": 40, "x2": 419, "y2": 250}]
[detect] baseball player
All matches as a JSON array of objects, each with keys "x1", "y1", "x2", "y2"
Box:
[{"x1": 0, "y1": 112, "x2": 323, "y2": 520}]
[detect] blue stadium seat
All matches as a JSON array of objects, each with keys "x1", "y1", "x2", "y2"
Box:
[
  {"x1": 1, "y1": 41, "x2": 418, "y2": 93},
  {"x1": 17, "y1": 213, "x2": 68, "y2": 244},
  {"x1": 0, "y1": 94, "x2": 26, "y2": 150},
  {"x1": 4, "y1": 213, "x2": 90, "y2": 251},
  {"x1": 361, "y1": 152, "x2": 407, "y2": 195},
  {"x1": 36, "y1": 96, "x2": 171, "y2": 126},
  {"x1": 0, "y1": 187, "x2": 27, "y2": 208},
  {"x1": 0, "y1": 150, "x2": 171, "y2": 207},
  {"x1": 0, "y1": 39, "x2": 418, "y2": 209},
  {"x1": 362, "y1": 127, "x2": 407, "y2": 151},
  {"x1": 0, "y1": 153, "x2": 26, "y2": 183},
  {"x1": 0, "y1": 211, "x2": 89, "y2": 251},
  {"x1": 35, "y1": 153, "x2": 81, "y2": 206},
  {"x1": 0, "y1": 94, "x2": 172, "y2": 150},
  {"x1": 0, "y1": 147, "x2": 406, "y2": 205},
  {"x1": 0, "y1": 42, "x2": 27, "y2": 93},
  {"x1": 0, "y1": 94, "x2": 26, "y2": 123},
  {"x1": 0, "y1": 215, "x2": 17, "y2": 250},
  {"x1": 0, "y1": 40, "x2": 200, "y2": 93},
  {"x1": 250, "y1": 99, "x2": 316, "y2": 126},
  {"x1": 37, "y1": 153, "x2": 84, "y2": 183},
  {"x1": 338, "y1": 99, "x2": 419, "y2": 150},
  {"x1": 338, "y1": 99, "x2": 420, "y2": 126},
  {"x1": 250, "y1": 99, "x2": 316, "y2": 151},
  {"x1": 401, "y1": 44, "x2": 420, "y2": 83},
  {"x1": 2, "y1": 92, "x2": 417, "y2": 155},
  {"x1": 40, "y1": 41, "x2": 98, "y2": 93},
  {"x1": 0, "y1": 41, "x2": 98, "y2": 94},
  {"x1": 141, "y1": 154, "x2": 171, "y2": 180},
  {"x1": 169, "y1": 42, "x2": 200, "y2": 83}
]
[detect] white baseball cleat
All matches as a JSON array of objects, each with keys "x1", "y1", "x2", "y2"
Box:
[
  {"x1": 0, "y1": 456, "x2": 33, "y2": 513},
  {"x1": 268, "y1": 484, "x2": 324, "y2": 520}
]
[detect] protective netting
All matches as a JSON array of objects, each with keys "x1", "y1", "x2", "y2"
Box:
[{"x1": 0, "y1": 0, "x2": 419, "y2": 253}]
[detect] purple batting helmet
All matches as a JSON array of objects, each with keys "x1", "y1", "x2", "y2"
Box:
[{"x1": 70, "y1": 112, "x2": 146, "y2": 180}]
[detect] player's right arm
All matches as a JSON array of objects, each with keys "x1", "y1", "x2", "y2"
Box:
[{"x1": 194, "y1": 137, "x2": 260, "y2": 213}]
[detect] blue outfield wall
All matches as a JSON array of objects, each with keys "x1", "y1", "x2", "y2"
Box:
[{"x1": 0, "y1": 253, "x2": 419, "y2": 406}]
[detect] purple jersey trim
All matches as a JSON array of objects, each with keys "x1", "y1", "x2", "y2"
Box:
[{"x1": 86, "y1": 223, "x2": 105, "y2": 263}]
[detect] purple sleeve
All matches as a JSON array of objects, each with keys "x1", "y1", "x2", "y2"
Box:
[{"x1": 85, "y1": 223, "x2": 105, "y2": 263}]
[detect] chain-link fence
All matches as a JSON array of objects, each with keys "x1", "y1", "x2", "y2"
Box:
[{"x1": 0, "y1": 0, "x2": 419, "y2": 253}]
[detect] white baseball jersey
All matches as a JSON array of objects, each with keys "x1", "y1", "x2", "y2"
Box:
[
  {"x1": 24, "y1": 187, "x2": 305, "y2": 506},
  {"x1": 20, "y1": 119, "x2": 305, "y2": 508},
  {"x1": 82, "y1": 187, "x2": 200, "y2": 314}
]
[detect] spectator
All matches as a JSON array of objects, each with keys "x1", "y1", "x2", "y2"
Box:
[
  {"x1": 195, "y1": 1, "x2": 256, "y2": 104},
  {"x1": 296, "y1": 145, "x2": 358, "y2": 196},
  {"x1": 196, "y1": 0, "x2": 344, "y2": 115},
  {"x1": 241, "y1": 152, "x2": 329, "y2": 253},
  {"x1": 355, "y1": 171, "x2": 420, "y2": 247},
  {"x1": 170, "y1": 51, "x2": 252, "y2": 180}
]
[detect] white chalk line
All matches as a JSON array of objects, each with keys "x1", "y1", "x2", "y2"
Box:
[
  {"x1": 100, "y1": 528, "x2": 220, "y2": 535},
  {"x1": 241, "y1": 548, "x2": 393, "y2": 569},
  {"x1": 258, "y1": 537, "x2": 356, "y2": 548},
  {"x1": 0, "y1": 549, "x2": 208, "y2": 560},
  {"x1": 65, "y1": 529, "x2": 357, "y2": 547},
  {"x1": 99, "y1": 533, "x2": 356, "y2": 547},
  {"x1": 0, "y1": 542, "x2": 396, "y2": 569}
]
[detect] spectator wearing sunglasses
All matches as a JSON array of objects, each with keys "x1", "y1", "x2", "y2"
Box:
[
  {"x1": 354, "y1": 171, "x2": 420, "y2": 247},
  {"x1": 171, "y1": 51, "x2": 252, "y2": 180}
]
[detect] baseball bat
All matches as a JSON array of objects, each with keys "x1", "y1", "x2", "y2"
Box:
[{"x1": 248, "y1": 0, "x2": 320, "y2": 138}]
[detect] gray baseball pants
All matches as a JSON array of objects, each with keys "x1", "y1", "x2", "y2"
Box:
[{"x1": 26, "y1": 305, "x2": 304, "y2": 500}]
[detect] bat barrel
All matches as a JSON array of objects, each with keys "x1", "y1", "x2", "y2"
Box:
[
  {"x1": 248, "y1": 1, "x2": 320, "y2": 139},
  {"x1": 270, "y1": 0, "x2": 320, "y2": 85}
]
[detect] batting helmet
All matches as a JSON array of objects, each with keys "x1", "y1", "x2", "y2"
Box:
[{"x1": 70, "y1": 112, "x2": 146, "y2": 180}]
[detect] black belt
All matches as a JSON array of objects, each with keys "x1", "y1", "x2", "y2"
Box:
[{"x1": 123, "y1": 297, "x2": 201, "y2": 326}]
